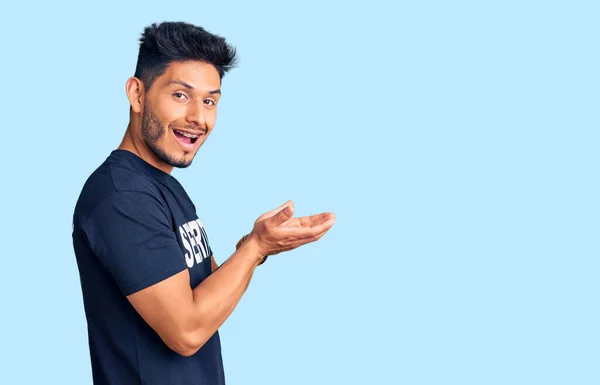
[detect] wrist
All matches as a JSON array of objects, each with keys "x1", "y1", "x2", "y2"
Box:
[{"x1": 238, "y1": 233, "x2": 268, "y2": 265}]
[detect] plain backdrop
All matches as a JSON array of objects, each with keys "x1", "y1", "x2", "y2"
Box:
[{"x1": 0, "y1": 1, "x2": 598, "y2": 384}]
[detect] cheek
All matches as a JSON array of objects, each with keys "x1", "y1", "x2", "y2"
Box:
[
  {"x1": 207, "y1": 110, "x2": 218, "y2": 128},
  {"x1": 154, "y1": 100, "x2": 184, "y2": 127}
]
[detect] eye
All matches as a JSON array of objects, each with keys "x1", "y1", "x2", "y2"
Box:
[
  {"x1": 173, "y1": 92, "x2": 188, "y2": 100},
  {"x1": 204, "y1": 99, "x2": 216, "y2": 106}
]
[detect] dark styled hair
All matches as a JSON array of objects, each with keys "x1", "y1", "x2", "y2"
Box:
[{"x1": 134, "y1": 21, "x2": 237, "y2": 90}]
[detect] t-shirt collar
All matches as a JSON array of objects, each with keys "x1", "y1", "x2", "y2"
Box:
[{"x1": 110, "y1": 149, "x2": 174, "y2": 185}]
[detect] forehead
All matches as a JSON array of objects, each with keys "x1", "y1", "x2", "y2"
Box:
[{"x1": 157, "y1": 61, "x2": 221, "y2": 90}]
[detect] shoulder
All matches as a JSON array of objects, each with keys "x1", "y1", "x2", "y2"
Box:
[{"x1": 73, "y1": 154, "x2": 166, "y2": 228}]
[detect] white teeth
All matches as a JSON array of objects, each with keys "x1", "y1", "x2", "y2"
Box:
[{"x1": 175, "y1": 130, "x2": 199, "y2": 139}]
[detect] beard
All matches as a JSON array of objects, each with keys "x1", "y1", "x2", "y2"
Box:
[{"x1": 141, "y1": 102, "x2": 196, "y2": 169}]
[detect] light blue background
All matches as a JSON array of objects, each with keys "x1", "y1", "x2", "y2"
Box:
[{"x1": 0, "y1": 1, "x2": 598, "y2": 384}]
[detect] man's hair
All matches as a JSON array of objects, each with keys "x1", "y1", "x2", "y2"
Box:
[{"x1": 134, "y1": 21, "x2": 237, "y2": 90}]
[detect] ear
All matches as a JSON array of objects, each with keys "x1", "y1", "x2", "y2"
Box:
[{"x1": 125, "y1": 77, "x2": 145, "y2": 114}]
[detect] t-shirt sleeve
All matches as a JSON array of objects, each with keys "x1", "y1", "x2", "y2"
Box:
[{"x1": 81, "y1": 191, "x2": 188, "y2": 296}]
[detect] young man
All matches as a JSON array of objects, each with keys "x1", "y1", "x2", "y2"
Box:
[{"x1": 72, "y1": 22, "x2": 335, "y2": 385}]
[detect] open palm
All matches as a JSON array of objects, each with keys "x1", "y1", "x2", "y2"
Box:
[{"x1": 251, "y1": 200, "x2": 335, "y2": 257}]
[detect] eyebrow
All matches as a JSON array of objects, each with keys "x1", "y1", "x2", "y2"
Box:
[{"x1": 168, "y1": 80, "x2": 221, "y2": 95}]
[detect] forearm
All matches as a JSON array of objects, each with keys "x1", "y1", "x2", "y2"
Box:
[
  {"x1": 211, "y1": 234, "x2": 264, "y2": 286},
  {"x1": 186, "y1": 236, "x2": 263, "y2": 347}
]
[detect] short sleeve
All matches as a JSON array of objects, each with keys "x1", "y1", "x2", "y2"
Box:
[{"x1": 81, "y1": 191, "x2": 187, "y2": 296}]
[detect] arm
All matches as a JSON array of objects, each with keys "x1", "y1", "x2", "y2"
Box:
[
  {"x1": 209, "y1": 234, "x2": 257, "y2": 273},
  {"x1": 127, "y1": 235, "x2": 264, "y2": 356},
  {"x1": 127, "y1": 201, "x2": 334, "y2": 357}
]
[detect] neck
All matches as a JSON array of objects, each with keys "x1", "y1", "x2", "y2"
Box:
[{"x1": 118, "y1": 121, "x2": 174, "y2": 174}]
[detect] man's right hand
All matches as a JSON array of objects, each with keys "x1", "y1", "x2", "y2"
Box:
[{"x1": 246, "y1": 200, "x2": 336, "y2": 260}]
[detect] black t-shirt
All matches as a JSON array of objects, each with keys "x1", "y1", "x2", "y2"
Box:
[{"x1": 72, "y1": 149, "x2": 225, "y2": 385}]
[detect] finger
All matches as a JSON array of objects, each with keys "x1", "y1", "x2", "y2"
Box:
[
  {"x1": 308, "y1": 212, "x2": 335, "y2": 226},
  {"x1": 282, "y1": 212, "x2": 334, "y2": 228},
  {"x1": 271, "y1": 218, "x2": 335, "y2": 252},
  {"x1": 308, "y1": 220, "x2": 335, "y2": 240},
  {"x1": 259, "y1": 200, "x2": 295, "y2": 221},
  {"x1": 297, "y1": 216, "x2": 312, "y2": 227},
  {"x1": 282, "y1": 225, "x2": 333, "y2": 249},
  {"x1": 309, "y1": 216, "x2": 335, "y2": 237},
  {"x1": 297, "y1": 213, "x2": 336, "y2": 230},
  {"x1": 278, "y1": 216, "x2": 335, "y2": 239},
  {"x1": 270, "y1": 204, "x2": 295, "y2": 225}
]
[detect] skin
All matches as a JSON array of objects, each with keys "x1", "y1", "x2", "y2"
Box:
[
  {"x1": 120, "y1": 60, "x2": 336, "y2": 357},
  {"x1": 120, "y1": 60, "x2": 221, "y2": 173}
]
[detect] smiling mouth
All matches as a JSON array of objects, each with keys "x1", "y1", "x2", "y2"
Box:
[{"x1": 173, "y1": 129, "x2": 203, "y2": 145}]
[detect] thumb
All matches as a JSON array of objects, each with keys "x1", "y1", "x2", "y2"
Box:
[{"x1": 271, "y1": 204, "x2": 294, "y2": 224}]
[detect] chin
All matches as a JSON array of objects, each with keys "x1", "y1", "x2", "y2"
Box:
[
  {"x1": 172, "y1": 159, "x2": 193, "y2": 168},
  {"x1": 168, "y1": 152, "x2": 197, "y2": 168},
  {"x1": 149, "y1": 142, "x2": 197, "y2": 169}
]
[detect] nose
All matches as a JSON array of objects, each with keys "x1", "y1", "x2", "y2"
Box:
[{"x1": 185, "y1": 100, "x2": 206, "y2": 129}]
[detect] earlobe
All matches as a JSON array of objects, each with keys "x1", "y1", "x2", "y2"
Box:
[{"x1": 125, "y1": 77, "x2": 144, "y2": 114}]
